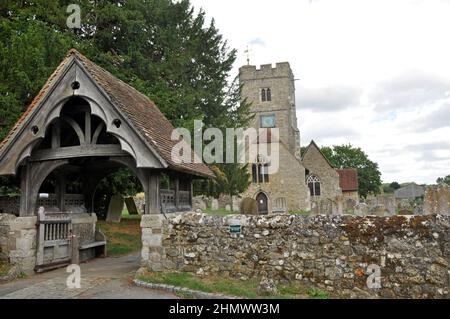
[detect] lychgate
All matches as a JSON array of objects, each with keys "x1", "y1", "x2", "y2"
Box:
[{"x1": 0, "y1": 49, "x2": 212, "y2": 271}]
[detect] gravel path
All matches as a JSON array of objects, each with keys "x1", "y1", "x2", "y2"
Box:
[{"x1": 0, "y1": 253, "x2": 177, "y2": 299}]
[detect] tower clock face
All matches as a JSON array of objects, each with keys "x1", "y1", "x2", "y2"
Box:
[{"x1": 261, "y1": 115, "x2": 276, "y2": 128}]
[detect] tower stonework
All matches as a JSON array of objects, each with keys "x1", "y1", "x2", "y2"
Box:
[
  {"x1": 239, "y1": 63, "x2": 310, "y2": 213},
  {"x1": 239, "y1": 63, "x2": 301, "y2": 158}
]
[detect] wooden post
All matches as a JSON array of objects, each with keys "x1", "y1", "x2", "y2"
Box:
[
  {"x1": 145, "y1": 171, "x2": 160, "y2": 214},
  {"x1": 174, "y1": 174, "x2": 180, "y2": 210},
  {"x1": 189, "y1": 178, "x2": 194, "y2": 209},
  {"x1": 51, "y1": 122, "x2": 61, "y2": 149},
  {"x1": 55, "y1": 172, "x2": 66, "y2": 212},
  {"x1": 85, "y1": 111, "x2": 91, "y2": 145},
  {"x1": 19, "y1": 163, "x2": 32, "y2": 216}
]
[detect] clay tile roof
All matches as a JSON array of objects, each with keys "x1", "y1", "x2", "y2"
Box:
[
  {"x1": 0, "y1": 53, "x2": 73, "y2": 152},
  {"x1": 336, "y1": 169, "x2": 359, "y2": 192},
  {"x1": 0, "y1": 49, "x2": 213, "y2": 178}
]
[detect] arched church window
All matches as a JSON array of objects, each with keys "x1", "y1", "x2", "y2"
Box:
[
  {"x1": 252, "y1": 157, "x2": 270, "y2": 184},
  {"x1": 262, "y1": 164, "x2": 269, "y2": 183},
  {"x1": 261, "y1": 88, "x2": 266, "y2": 102},
  {"x1": 307, "y1": 175, "x2": 321, "y2": 197},
  {"x1": 252, "y1": 164, "x2": 258, "y2": 183},
  {"x1": 266, "y1": 88, "x2": 271, "y2": 101}
]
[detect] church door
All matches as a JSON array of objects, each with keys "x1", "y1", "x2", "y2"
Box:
[{"x1": 256, "y1": 192, "x2": 268, "y2": 215}]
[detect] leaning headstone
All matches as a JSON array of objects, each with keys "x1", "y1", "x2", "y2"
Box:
[
  {"x1": 210, "y1": 199, "x2": 219, "y2": 210},
  {"x1": 106, "y1": 195, "x2": 124, "y2": 222},
  {"x1": 124, "y1": 197, "x2": 139, "y2": 215},
  {"x1": 240, "y1": 197, "x2": 257, "y2": 215},
  {"x1": 193, "y1": 196, "x2": 207, "y2": 211},
  {"x1": 423, "y1": 184, "x2": 450, "y2": 215}
]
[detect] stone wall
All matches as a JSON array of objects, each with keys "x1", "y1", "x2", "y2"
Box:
[
  {"x1": 0, "y1": 214, "x2": 37, "y2": 274},
  {"x1": 140, "y1": 212, "x2": 450, "y2": 298}
]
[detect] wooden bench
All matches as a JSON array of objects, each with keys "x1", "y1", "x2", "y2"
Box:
[{"x1": 78, "y1": 230, "x2": 107, "y2": 262}]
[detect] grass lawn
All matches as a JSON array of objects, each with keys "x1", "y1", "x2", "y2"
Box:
[
  {"x1": 97, "y1": 211, "x2": 142, "y2": 256},
  {"x1": 137, "y1": 270, "x2": 330, "y2": 299}
]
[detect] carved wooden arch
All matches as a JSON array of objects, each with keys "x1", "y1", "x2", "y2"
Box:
[
  {"x1": 84, "y1": 157, "x2": 148, "y2": 214},
  {"x1": 59, "y1": 115, "x2": 86, "y2": 145},
  {"x1": 20, "y1": 159, "x2": 69, "y2": 216}
]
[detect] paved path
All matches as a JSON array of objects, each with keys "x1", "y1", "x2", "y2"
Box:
[{"x1": 0, "y1": 254, "x2": 177, "y2": 299}]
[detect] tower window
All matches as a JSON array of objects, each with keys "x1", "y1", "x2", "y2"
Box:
[
  {"x1": 307, "y1": 175, "x2": 321, "y2": 197},
  {"x1": 252, "y1": 164, "x2": 258, "y2": 183},
  {"x1": 261, "y1": 88, "x2": 271, "y2": 102},
  {"x1": 252, "y1": 161, "x2": 270, "y2": 184}
]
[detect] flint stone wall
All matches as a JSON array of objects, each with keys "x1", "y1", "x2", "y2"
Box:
[
  {"x1": 0, "y1": 214, "x2": 37, "y2": 274},
  {"x1": 140, "y1": 213, "x2": 450, "y2": 298}
]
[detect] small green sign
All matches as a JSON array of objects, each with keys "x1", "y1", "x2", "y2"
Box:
[{"x1": 229, "y1": 225, "x2": 241, "y2": 234}]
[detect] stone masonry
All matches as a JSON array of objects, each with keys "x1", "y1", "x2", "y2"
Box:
[
  {"x1": 140, "y1": 212, "x2": 450, "y2": 298},
  {"x1": 0, "y1": 214, "x2": 37, "y2": 274},
  {"x1": 242, "y1": 141, "x2": 310, "y2": 212}
]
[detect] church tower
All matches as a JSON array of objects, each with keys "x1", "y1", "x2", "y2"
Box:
[
  {"x1": 239, "y1": 62, "x2": 301, "y2": 158},
  {"x1": 238, "y1": 62, "x2": 310, "y2": 214}
]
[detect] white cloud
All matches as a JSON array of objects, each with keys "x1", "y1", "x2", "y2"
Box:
[{"x1": 190, "y1": 0, "x2": 450, "y2": 184}]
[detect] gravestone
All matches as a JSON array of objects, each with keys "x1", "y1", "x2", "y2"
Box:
[
  {"x1": 240, "y1": 197, "x2": 257, "y2": 215},
  {"x1": 370, "y1": 204, "x2": 387, "y2": 216},
  {"x1": 210, "y1": 199, "x2": 219, "y2": 210},
  {"x1": 124, "y1": 197, "x2": 139, "y2": 215},
  {"x1": 381, "y1": 195, "x2": 396, "y2": 215},
  {"x1": 354, "y1": 203, "x2": 369, "y2": 216},
  {"x1": 106, "y1": 194, "x2": 124, "y2": 222},
  {"x1": 193, "y1": 196, "x2": 207, "y2": 211},
  {"x1": 423, "y1": 184, "x2": 450, "y2": 215},
  {"x1": 232, "y1": 196, "x2": 241, "y2": 212},
  {"x1": 320, "y1": 199, "x2": 333, "y2": 215},
  {"x1": 344, "y1": 198, "x2": 357, "y2": 211},
  {"x1": 225, "y1": 204, "x2": 231, "y2": 211}
]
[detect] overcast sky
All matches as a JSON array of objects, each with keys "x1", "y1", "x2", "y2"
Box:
[{"x1": 190, "y1": 0, "x2": 450, "y2": 184}]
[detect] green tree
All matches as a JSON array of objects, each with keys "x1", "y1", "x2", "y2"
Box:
[
  {"x1": 436, "y1": 175, "x2": 450, "y2": 185},
  {"x1": 321, "y1": 144, "x2": 382, "y2": 199},
  {"x1": 382, "y1": 181, "x2": 401, "y2": 194},
  {"x1": 390, "y1": 181, "x2": 401, "y2": 190},
  {"x1": 0, "y1": 0, "x2": 252, "y2": 197}
]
